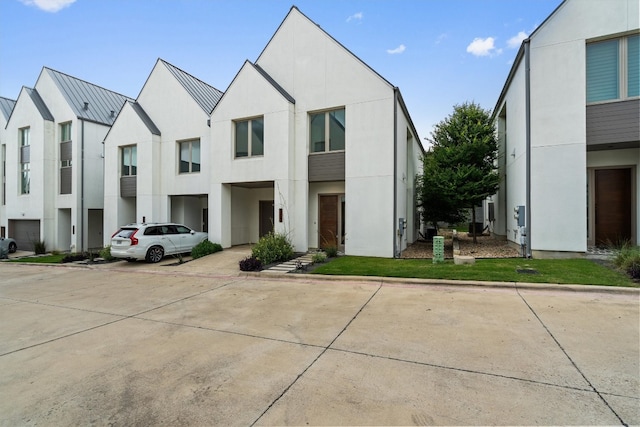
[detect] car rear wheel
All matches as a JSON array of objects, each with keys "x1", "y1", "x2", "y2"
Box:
[
  {"x1": 8, "y1": 242, "x2": 17, "y2": 253},
  {"x1": 146, "y1": 246, "x2": 164, "y2": 263}
]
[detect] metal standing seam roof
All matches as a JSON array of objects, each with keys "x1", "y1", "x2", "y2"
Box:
[
  {"x1": 44, "y1": 67, "x2": 133, "y2": 126},
  {"x1": 252, "y1": 63, "x2": 295, "y2": 104},
  {"x1": 160, "y1": 59, "x2": 224, "y2": 114},
  {"x1": 128, "y1": 101, "x2": 161, "y2": 135},
  {"x1": 0, "y1": 97, "x2": 16, "y2": 121},
  {"x1": 25, "y1": 87, "x2": 55, "y2": 121}
]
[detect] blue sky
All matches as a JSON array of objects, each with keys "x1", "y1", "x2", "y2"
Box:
[{"x1": 0, "y1": 0, "x2": 561, "y2": 144}]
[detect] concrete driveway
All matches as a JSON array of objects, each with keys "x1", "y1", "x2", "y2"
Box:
[{"x1": 0, "y1": 252, "x2": 638, "y2": 426}]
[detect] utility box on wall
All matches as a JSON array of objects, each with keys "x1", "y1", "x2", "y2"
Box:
[{"x1": 514, "y1": 206, "x2": 525, "y2": 227}]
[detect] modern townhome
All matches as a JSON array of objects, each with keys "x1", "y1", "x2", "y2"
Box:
[
  {"x1": 0, "y1": 96, "x2": 17, "y2": 238},
  {"x1": 209, "y1": 6, "x2": 423, "y2": 257},
  {"x1": 103, "y1": 59, "x2": 223, "y2": 238},
  {"x1": 489, "y1": 0, "x2": 639, "y2": 257},
  {"x1": 1, "y1": 67, "x2": 132, "y2": 252}
]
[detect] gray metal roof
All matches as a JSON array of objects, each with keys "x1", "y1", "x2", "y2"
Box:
[
  {"x1": 129, "y1": 101, "x2": 161, "y2": 136},
  {"x1": 252, "y1": 63, "x2": 295, "y2": 104},
  {"x1": 25, "y1": 87, "x2": 54, "y2": 121},
  {"x1": 44, "y1": 67, "x2": 133, "y2": 126},
  {"x1": 0, "y1": 96, "x2": 16, "y2": 121},
  {"x1": 160, "y1": 59, "x2": 223, "y2": 114}
]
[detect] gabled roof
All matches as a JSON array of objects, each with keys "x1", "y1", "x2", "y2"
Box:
[
  {"x1": 25, "y1": 87, "x2": 54, "y2": 121},
  {"x1": 129, "y1": 101, "x2": 161, "y2": 136},
  {"x1": 0, "y1": 96, "x2": 16, "y2": 121},
  {"x1": 43, "y1": 67, "x2": 133, "y2": 125},
  {"x1": 160, "y1": 59, "x2": 224, "y2": 114},
  {"x1": 252, "y1": 63, "x2": 295, "y2": 104}
]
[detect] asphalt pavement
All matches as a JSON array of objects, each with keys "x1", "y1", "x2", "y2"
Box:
[{"x1": 0, "y1": 250, "x2": 638, "y2": 426}]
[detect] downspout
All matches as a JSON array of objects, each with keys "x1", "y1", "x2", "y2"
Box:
[
  {"x1": 524, "y1": 39, "x2": 532, "y2": 258},
  {"x1": 80, "y1": 118, "x2": 85, "y2": 252},
  {"x1": 393, "y1": 88, "x2": 398, "y2": 258}
]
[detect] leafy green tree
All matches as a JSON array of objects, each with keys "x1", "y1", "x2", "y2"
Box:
[{"x1": 418, "y1": 102, "x2": 500, "y2": 243}]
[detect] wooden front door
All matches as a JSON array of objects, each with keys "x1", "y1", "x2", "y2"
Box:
[
  {"x1": 319, "y1": 195, "x2": 338, "y2": 249},
  {"x1": 595, "y1": 168, "x2": 632, "y2": 245},
  {"x1": 259, "y1": 200, "x2": 274, "y2": 238}
]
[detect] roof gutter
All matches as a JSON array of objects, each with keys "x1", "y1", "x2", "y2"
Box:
[{"x1": 393, "y1": 88, "x2": 398, "y2": 258}]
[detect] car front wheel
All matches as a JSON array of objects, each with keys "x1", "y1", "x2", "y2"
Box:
[
  {"x1": 146, "y1": 246, "x2": 164, "y2": 263},
  {"x1": 8, "y1": 242, "x2": 17, "y2": 253}
]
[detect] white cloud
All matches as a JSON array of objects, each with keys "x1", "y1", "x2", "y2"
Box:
[
  {"x1": 435, "y1": 33, "x2": 448, "y2": 45},
  {"x1": 507, "y1": 31, "x2": 528, "y2": 49},
  {"x1": 346, "y1": 12, "x2": 363, "y2": 23},
  {"x1": 19, "y1": 0, "x2": 76, "y2": 12},
  {"x1": 387, "y1": 44, "x2": 406, "y2": 55},
  {"x1": 466, "y1": 37, "x2": 502, "y2": 57}
]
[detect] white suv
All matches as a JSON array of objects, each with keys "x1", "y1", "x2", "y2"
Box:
[{"x1": 110, "y1": 223, "x2": 208, "y2": 263}]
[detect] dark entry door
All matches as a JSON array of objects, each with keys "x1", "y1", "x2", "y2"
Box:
[
  {"x1": 319, "y1": 195, "x2": 338, "y2": 249},
  {"x1": 595, "y1": 168, "x2": 632, "y2": 245},
  {"x1": 259, "y1": 200, "x2": 274, "y2": 238}
]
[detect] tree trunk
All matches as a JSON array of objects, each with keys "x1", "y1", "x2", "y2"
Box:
[{"x1": 471, "y1": 207, "x2": 477, "y2": 244}]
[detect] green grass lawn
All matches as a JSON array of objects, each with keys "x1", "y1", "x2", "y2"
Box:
[
  {"x1": 5, "y1": 254, "x2": 67, "y2": 264},
  {"x1": 311, "y1": 256, "x2": 636, "y2": 287}
]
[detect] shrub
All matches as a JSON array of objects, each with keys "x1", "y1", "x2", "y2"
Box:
[
  {"x1": 62, "y1": 253, "x2": 87, "y2": 263},
  {"x1": 614, "y1": 245, "x2": 640, "y2": 280},
  {"x1": 239, "y1": 256, "x2": 262, "y2": 271},
  {"x1": 33, "y1": 240, "x2": 47, "y2": 255},
  {"x1": 312, "y1": 252, "x2": 327, "y2": 263},
  {"x1": 191, "y1": 240, "x2": 223, "y2": 259},
  {"x1": 324, "y1": 245, "x2": 338, "y2": 258},
  {"x1": 99, "y1": 246, "x2": 115, "y2": 261},
  {"x1": 251, "y1": 232, "x2": 293, "y2": 265}
]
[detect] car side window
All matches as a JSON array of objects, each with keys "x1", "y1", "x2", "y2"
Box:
[
  {"x1": 144, "y1": 226, "x2": 159, "y2": 236},
  {"x1": 176, "y1": 226, "x2": 191, "y2": 234},
  {"x1": 166, "y1": 225, "x2": 179, "y2": 234}
]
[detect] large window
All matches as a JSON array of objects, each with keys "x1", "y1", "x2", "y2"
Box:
[
  {"x1": 19, "y1": 127, "x2": 30, "y2": 195},
  {"x1": 179, "y1": 139, "x2": 200, "y2": 173},
  {"x1": 235, "y1": 117, "x2": 263, "y2": 158},
  {"x1": 310, "y1": 108, "x2": 345, "y2": 153},
  {"x1": 587, "y1": 34, "x2": 639, "y2": 103},
  {"x1": 121, "y1": 145, "x2": 137, "y2": 176}
]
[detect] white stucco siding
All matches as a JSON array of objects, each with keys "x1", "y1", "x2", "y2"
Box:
[{"x1": 138, "y1": 62, "x2": 212, "y2": 197}]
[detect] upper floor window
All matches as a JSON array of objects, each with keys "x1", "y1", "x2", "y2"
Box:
[
  {"x1": 235, "y1": 117, "x2": 263, "y2": 158},
  {"x1": 179, "y1": 139, "x2": 200, "y2": 173},
  {"x1": 310, "y1": 108, "x2": 345, "y2": 153},
  {"x1": 60, "y1": 122, "x2": 72, "y2": 142},
  {"x1": 587, "y1": 34, "x2": 639, "y2": 103},
  {"x1": 19, "y1": 127, "x2": 30, "y2": 195},
  {"x1": 121, "y1": 145, "x2": 137, "y2": 176}
]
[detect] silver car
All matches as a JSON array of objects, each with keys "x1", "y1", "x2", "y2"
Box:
[
  {"x1": 110, "y1": 223, "x2": 208, "y2": 263},
  {"x1": 0, "y1": 237, "x2": 18, "y2": 254}
]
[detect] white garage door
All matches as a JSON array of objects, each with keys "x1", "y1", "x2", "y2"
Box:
[{"x1": 8, "y1": 220, "x2": 40, "y2": 252}]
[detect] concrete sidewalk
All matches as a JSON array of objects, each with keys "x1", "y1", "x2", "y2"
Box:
[{"x1": 0, "y1": 261, "x2": 638, "y2": 426}]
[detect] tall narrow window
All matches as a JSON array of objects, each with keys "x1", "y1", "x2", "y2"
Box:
[
  {"x1": 234, "y1": 117, "x2": 264, "y2": 158},
  {"x1": 19, "y1": 127, "x2": 30, "y2": 195},
  {"x1": 1, "y1": 144, "x2": 5, "y2": 205},
  {"x1": 310, "y1": 108, "x2": 345, "y2": 153},
  {"x1": 59, "y1": 122, "x2": 72, "y2": 194},
  {"x1": 121, "y1": 145, "x2": 137, "y2": 176},
  {"x1": 178, "y1": 139, "x2": 200, "y2": 173},
  {"x1": 627, "y1": 35, "x2": 639, "y2": 98},
  {"x1": 586, "y1": 39, "x2": 619, "y2": 102}
]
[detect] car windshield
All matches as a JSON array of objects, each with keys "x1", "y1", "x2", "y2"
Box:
[{"x1": 114, "y1": 228, "x2": 137, "y2": 238}]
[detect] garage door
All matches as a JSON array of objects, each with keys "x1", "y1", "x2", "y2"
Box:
[{"x1": 8, "y1": 220, "x2": 40, "y2": 252}]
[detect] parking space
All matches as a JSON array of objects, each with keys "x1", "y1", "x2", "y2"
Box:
[{"x1": 0, "y1": 261, "x2": 638, "y2": 426}]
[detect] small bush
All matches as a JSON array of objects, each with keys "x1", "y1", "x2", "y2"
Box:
[
  {"x1": 239, "y1": 256, "x2": 262, "y2": 271},
  {"x1": 251, "y1": 232, "x2": 293, "y2": 265},
  {"x1": 324, "y1": 245, "x2": 338, "y2": 258},
  {"x1": 99, "y1": 246, "x2": 115, "y2": 261},
  {"x1": 191, "y1": 240, "x2": 223, "y2": 259},
  {"x1": 33, "y1": 240, "x2": 47, "y2": 255},
  {"x1": 312, "y1": 252, "x2": 327, "y2": 263},
  {"x1": 614, "y1": 245, "x2": 640, "y2": 280}
]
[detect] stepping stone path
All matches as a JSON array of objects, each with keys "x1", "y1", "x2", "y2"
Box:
[{"x1": 262, "y1": 253, "x2": 317, "y2": 274}]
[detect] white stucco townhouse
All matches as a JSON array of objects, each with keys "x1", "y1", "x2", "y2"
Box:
[
  {"x1": 103, "y1": 59, "x2": 223, "y2": 240},
  {"x1": 1, "y1": 68, "x2": 131, "y2": 252},
  {"x1": 489, "y1": 0, "x2": 639, "y2": 257},
  {"x1": 0, "y1": 96, "x2": 17, "y2": 239},
  {"x1": 210, "y1": 6, "x2": 423, "y2": 257}
]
